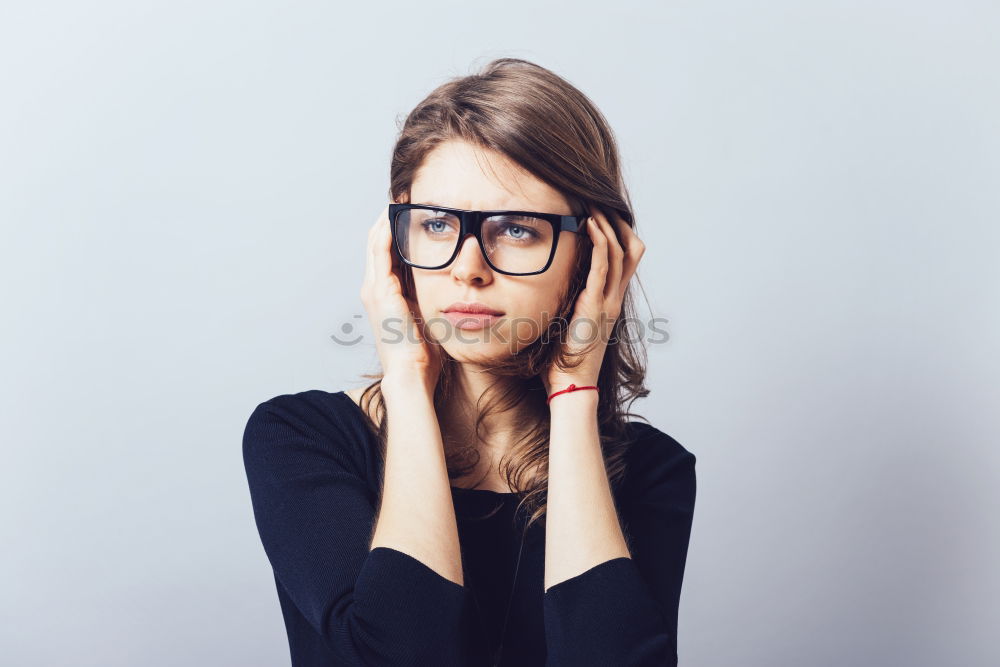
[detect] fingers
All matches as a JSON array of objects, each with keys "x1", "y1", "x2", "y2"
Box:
[
  {"x1": 612, "y1": 214, "x2": 644, "y2": 301},
  {"x1": 373, "y1": 208, "x2": 393, "y2": 291},
  {"x1": 583, "y1": 215, "x2": 608, "y2": 307},
  {"x1": 582, "y1": 208, "x2": 645, "y2": 317},
  {"x1": 591, "y1": 211, "x2": 624, "y2": 301},
  {"x1": 362, "y1": 206, "x2": 394, "y2": 305},
  {"x1": 366, "y1": 205, "x2": 387, "y2": 253}
]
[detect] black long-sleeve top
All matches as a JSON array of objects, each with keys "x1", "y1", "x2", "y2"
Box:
[{"x1": 242, "y1": 389, "x2": 697, "y2": 666}]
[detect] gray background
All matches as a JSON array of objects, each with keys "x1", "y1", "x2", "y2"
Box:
[{"x1": 2, "y1": 1, "x2": 997, "y2": 666}]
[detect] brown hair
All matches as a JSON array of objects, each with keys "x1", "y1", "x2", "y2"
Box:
[{"x1": 357, "y1": 57, "x2": 653, "y2": 531}]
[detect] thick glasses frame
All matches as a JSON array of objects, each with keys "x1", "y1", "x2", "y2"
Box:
[{"x1": 388, "y1": 203, "x2": 589, "y2": 276}]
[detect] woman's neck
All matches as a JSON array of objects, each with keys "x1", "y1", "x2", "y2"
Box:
[{"x1": 438, "y1": 367, "x2": 523, "y2": 455}]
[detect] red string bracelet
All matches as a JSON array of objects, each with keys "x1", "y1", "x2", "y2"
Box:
[{"x1": 546, "y1": 383, "x2": 599, "y2": 404}]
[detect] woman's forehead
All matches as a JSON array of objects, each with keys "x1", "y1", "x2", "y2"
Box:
[{"x1": 411, "y1": 142, "x2": 572, "y2": 214}]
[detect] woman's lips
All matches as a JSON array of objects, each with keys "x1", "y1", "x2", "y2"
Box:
[{"x1": 442, "y1": 311, "x2": 503, "y2": 330}]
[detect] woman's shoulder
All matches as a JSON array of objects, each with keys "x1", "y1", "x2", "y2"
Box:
[
  {"x1": 624, "y1": 420, "x2": 694, "y2": 461},
  {"x1": 248, "y1": 387, "x2": 364, "y2": 425},
  {"x1": 242, "y1": 388, "x2": 378, "y2": 474},
  {"x1": 344, "y1": 386, "x2": 381, "y2": 424},
  {"x1": 620, "y1": 419, "x2": 697, "y2": 499},
  {"x1": 344, "y1": 386, "x2": 365, "y2": 407}
]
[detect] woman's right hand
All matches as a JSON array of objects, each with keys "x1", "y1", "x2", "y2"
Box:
[{"x1": 360, "y1": 205, "x2": 442, "y2": 395}]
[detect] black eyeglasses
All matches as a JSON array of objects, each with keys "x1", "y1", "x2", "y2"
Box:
[{"x1": 388, "y1": 203, "x2": 589, "y2": 276}]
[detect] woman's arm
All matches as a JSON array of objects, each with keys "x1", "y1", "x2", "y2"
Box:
[
  {"x1": 544, "y1": 389, "x2": 631, "y2": 589},
  {"x1": 361, "y1": 205, "x2": 465, "y2": 585},
  {"x1": 542, "y1": 208, "x2": 645, "y2": 588},
  {"x1": 542, "y1": 405, "x2": 697, "y2": 666},
  {"x1": 541, "y1": 209, "x2": 695, "y2": 665},
  {"x1": 370, "y1": 374, "x2": 465, "y2": 586},
  {"x1": 242, "y1": 391, "x2": 472, "y2": 666}
]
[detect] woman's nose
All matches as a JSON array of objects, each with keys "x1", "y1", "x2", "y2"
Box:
[{"x1": 450, "y1": 234, "x2": 493, "y2": 282}]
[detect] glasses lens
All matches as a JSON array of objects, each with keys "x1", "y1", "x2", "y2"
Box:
[
  {"x1": 394, "y1": 208, "x2": 461, "y2": 268},
  {"x1": 393, "y1": 209, "x2": 555, "y2": 274},
  {"x1": 482, "y1": 214, "x2": 554, "y2": 273}
]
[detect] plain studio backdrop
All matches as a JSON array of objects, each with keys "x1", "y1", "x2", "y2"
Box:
[{"x1": 2, "y1": 2, "x2": 997, "y2": 666}]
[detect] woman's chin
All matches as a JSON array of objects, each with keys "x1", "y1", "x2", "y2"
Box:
[
  {"x1": 438, "y1": 340, "x2": 518, "y2": 365},
  {"x1": 426, "y1": 320, "x2": 542, "y2": 362}
]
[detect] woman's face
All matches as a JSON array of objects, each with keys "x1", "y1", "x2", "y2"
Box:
[{"x1": 404, "y1": 139, "x2": 580, "y2": 365}]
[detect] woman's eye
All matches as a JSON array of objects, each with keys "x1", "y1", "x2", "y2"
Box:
[
  {"x1": 502, "y1": 224, "x2": 538, "y2": 240},
  {"x1": 422, "y1": 219, "x2": 453, "y2": 233}
]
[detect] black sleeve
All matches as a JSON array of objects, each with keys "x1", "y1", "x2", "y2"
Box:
[
  {"x1": 542, "y1": 433, "x2": 697, "y2": 666},
  {"x1": 242, "y1": 397, "x2": 474, "y2": 666}
]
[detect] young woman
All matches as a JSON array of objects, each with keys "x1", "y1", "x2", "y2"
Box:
[{"x1": 243, "y1": 58, "x2": 697, "y2": 667}]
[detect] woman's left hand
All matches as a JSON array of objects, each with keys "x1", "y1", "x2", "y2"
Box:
[{"x1": 543, "y1": 209, "x2": 645, "y2": 400}]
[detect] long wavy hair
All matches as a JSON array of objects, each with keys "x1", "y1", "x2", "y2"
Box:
[{"x1": 356, "y1": 57, "x2": 653, "y2": 531}]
